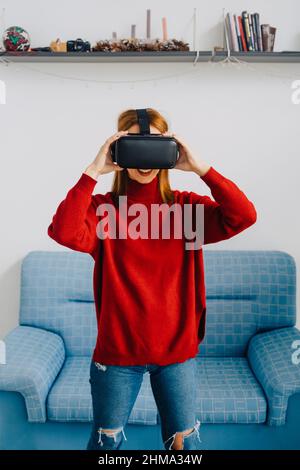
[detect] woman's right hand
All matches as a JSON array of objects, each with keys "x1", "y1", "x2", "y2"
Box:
[{"x1": 84, "y1": 130, "x2": 129, "y2": 180}]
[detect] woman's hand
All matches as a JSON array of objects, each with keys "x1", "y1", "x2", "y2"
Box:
[
  {"x1": 84, "y1": 130, "x2": 129, "y2": 180},
  {"x1": 162, "y1": 131, "x2": 211, "y2": 177}
]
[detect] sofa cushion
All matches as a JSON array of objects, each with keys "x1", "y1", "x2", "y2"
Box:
[
  {"x1": 47, "y1": 356, "x2": 267, "y2": 425},
  {"x1": 46, "y1": 357, "x2": 158, "y2": 425},
  {"x1": 195, "y1": 357, "x2": 267, "y2": 423}
]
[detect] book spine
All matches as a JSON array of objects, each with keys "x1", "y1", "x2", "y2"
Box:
[
  {"x1": 261, "y1": 24, "x2": 270, "y2": 51},
  {"x1": 234, "y1": 14, "x2": 242, "y2": 51},
  {"x1": 225, "y1": 13, "x2": 233, "y2": 51},
  {"x1": 248, "y1": 13, "x2": 255, "y2": 50},
  {"x1": 269, "y1": 26, "x2": 276, "y2": 52},
  {"x1": 229, "y1": 12, "x2": 239, "y2": 51},
  {"x1": 238, "y1": 16, "x2": 247, "y2": 51},
  {"x1": 242, "y1": 11, "x2": 253, "y2": 51},
  {"x1": 251, "y1": 13, "x2": 258, "y2": 51},
  {"x1": 254, "y1": 13, "x2": 263, "y2": 51}
]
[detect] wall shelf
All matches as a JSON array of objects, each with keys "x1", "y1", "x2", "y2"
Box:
[{"x1": 1, "y1": 50, "x2": 300, "y2": 63}]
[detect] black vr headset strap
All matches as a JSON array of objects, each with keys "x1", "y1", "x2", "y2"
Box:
[{"x1": 136, "y1": 109, "x2": 150, "y2": 135}]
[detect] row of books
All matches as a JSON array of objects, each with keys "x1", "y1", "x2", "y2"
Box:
[{"x1": 224, "y1": 11, "x2": 277, "y2": 52}]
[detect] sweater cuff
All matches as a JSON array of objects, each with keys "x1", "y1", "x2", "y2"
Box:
[
  {"x1": 200, "y1": 166, "x2": 225, "y2": 185},
  {"x1": 75, "y1": 172, "x2": 98, "y2": 193}
]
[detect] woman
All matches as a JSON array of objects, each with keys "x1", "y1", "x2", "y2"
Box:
[{"x1": 47, "y1": 108, "x2": 257, "y2": 451}]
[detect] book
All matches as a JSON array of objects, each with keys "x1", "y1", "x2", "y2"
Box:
[
  {"x1": 238, "y1": 16, "x2": 247, "y2": 51},
  {"x1": 223, "y1": 10, "x2": 276, "y2": 53},
  {"x1": 234, "y1": 14, "x2": 242, "y2": 51},
  {"x1": 254, "y1": 12, "x2": 263, "y2": 51},
  {"x1": 227, "y1": 12, "x2": 239, "y2": 51},
  {"x1": 248, "y1": 13, "x2": 255, "y2": 50},
  {"x1": 269, "y1": 26, "x2": 277, "y2": 51},
  {"x1": 224, "y1": 12, "x2": 232, "y2": 51},
  {"x1": 223, "y1": 10, "x2": 231, "y2": 51},
  {"x1": 251, "y1": 13, "x2": 258, "y2": 50},
  {"x1": 261, "y1": 24, "x2": 276, "y2": 51},
  {"x1": 242, "y1": 11, "x2": 253, "y2": 51}
]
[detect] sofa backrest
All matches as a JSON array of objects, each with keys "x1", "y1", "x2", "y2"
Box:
[
  {"x1": 200, "y1": 250, "x2": 296, "y2": 356},
  {"x1": 19, "y1": 250, "x2": 296, "y2": 357}
]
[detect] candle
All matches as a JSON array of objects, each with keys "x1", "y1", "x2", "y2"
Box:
[
  {"x1": 147, "y1": 9, "x2": 151, "y2": 39},
  {"x1": 162, "y1": 17, "x2": 167, "y2": 41},
  {"x1": 131, "y1": 24, "x2": 136, "y2": 39}
]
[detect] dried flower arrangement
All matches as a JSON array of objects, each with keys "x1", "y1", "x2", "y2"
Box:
[{"x1": 92, "y1": 38, "x2": 189, "y2": 52}]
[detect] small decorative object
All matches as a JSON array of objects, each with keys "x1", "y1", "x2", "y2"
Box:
[
  {"x1": 66, "y1": 38, "x2": 91, "y2": 52},
  {"x1": 50, "y1": 38, "x2": 91, "y2": 52},
  {"x1": 162, "y1": 17, "x2": 168, "y2": 41},
  {"x1": 50, "y1": 38, "x2": 67, "y2": 52},
  {"x1": 29, "y1": 47, "x2": 52, "y2": 52},
  {"x1": 3, "y1": 25, "x2": 30, "y2": 51},
  {"x1": 96, "y1": 9, "x2": 189, "y2": 53},
  {"x1": 131, "y1": 25, "x2": 136, "y2": 39},
  {"x1": 146, "y1": 9, "x2": 151, "y2": 39},
  {"x1": 92, "y1": 38, "x2": 189, "y2": 52},
  {"x1": 261, "y1": 25, "x2": 276, "y2": 52}
]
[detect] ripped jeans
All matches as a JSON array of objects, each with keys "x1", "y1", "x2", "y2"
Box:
[{"x1": 86, "y1": 357, "x2": 201, "y2": 451}]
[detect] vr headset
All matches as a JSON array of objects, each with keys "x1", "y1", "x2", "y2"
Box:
[{"x1": 110, "y1": 108, "x2": 179, "y2": 169}]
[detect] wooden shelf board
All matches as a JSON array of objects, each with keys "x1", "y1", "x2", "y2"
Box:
[{"x1": 1, "y1": 51, "x2": 300, "y2": 63}]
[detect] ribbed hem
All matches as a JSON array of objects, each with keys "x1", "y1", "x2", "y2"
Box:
[
  {"x1": 75, "y1": 172, "x2": 98, "y2": 192},
  {"x1": 92, "y1": 344, "x2": 199, "y2": 366},
  {"x1": 200, "y1": 166, "x2": 225, "y2": 185}
]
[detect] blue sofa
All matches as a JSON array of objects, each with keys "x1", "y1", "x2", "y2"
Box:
[{"x1": 0, "y1": 250, "x2": 300, "y2": 450}]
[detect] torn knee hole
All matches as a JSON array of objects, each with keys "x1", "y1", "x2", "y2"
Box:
[
  {"x1": 172, "y1": 430, "x2": 193, "y2": 450},
  {"x1": 97, "y1": 426, "x2": 127, "y2": 446},
  {"x1": 164, "y1": 419, "x2": 201, "y2": 450},
  {"x1": 102, "y1": 428, "x2": 121, "y2": 436},
  {"x1": 182, "y1": 427, "x2": 195, "y2": 437}
]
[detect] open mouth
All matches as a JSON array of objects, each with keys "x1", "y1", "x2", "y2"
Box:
[{"x1": 137, "y1": 169, "x2": 153, "y2": 176}]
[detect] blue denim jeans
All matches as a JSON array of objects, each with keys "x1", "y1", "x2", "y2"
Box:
[{"x1": 86, "y1": 357, "x2": 201, "y2": 450}]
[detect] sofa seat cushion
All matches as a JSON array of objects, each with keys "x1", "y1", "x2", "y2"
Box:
[
  {"x1": 47, "y1": 356, "x2": 267, "y2": 425},
  {"x1": 195, "y1": 357, "x2": 267, "y2": 423},
  {"x1": 46, "y1": 357, "x2": 158, "y2": 424}
]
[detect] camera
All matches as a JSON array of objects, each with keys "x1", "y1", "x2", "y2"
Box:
[{"x1": 67, "y1": 38, "x2": 91, "y2": 52}]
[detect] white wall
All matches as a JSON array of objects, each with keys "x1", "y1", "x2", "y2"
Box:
[{"x1": 0, "y1": 0, "x2": 300, "y2": 337}]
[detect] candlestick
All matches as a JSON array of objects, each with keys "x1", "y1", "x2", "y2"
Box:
[
  {"x1": 131, "y1": 24, "x2": 136, "y2": 39},
  {"x1": 162, "y1": 17, "x2": 167, "y2": 41},
  {"x1": 147, "y1": 9, "x2": 151, "y2": 39},
  {"x1": 193, "y1": 8, "x2": 197, "y2": 51}
]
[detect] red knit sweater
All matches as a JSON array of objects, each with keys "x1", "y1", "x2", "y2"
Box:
[{"x1": 47, "y1": 167, "x2": 257, "y2": 366}]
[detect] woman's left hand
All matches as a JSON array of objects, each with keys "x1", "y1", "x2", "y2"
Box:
[{"x1": 162, "y1": 132, "x2": 211, "y2": 177}]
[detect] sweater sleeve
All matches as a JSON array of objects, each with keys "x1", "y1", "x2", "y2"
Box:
[
  {"x1": 190, "y1": 166, "x2": 257, "y2": 245},
  {"x1": 47, "y1": 172, "x2": 99, "y2": 255}
]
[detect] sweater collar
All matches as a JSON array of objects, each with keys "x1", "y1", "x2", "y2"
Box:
[{"x1": 126, "y1": 172, "x2": 161, "y2": 202}]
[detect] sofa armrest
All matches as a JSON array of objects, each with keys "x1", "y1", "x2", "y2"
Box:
[
  {"x1": 0, "y1": 325, "x2": 65, "y2": 422},
  {"x1": 247, "y1": 327, "x2": 300, "y2": 426}
]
